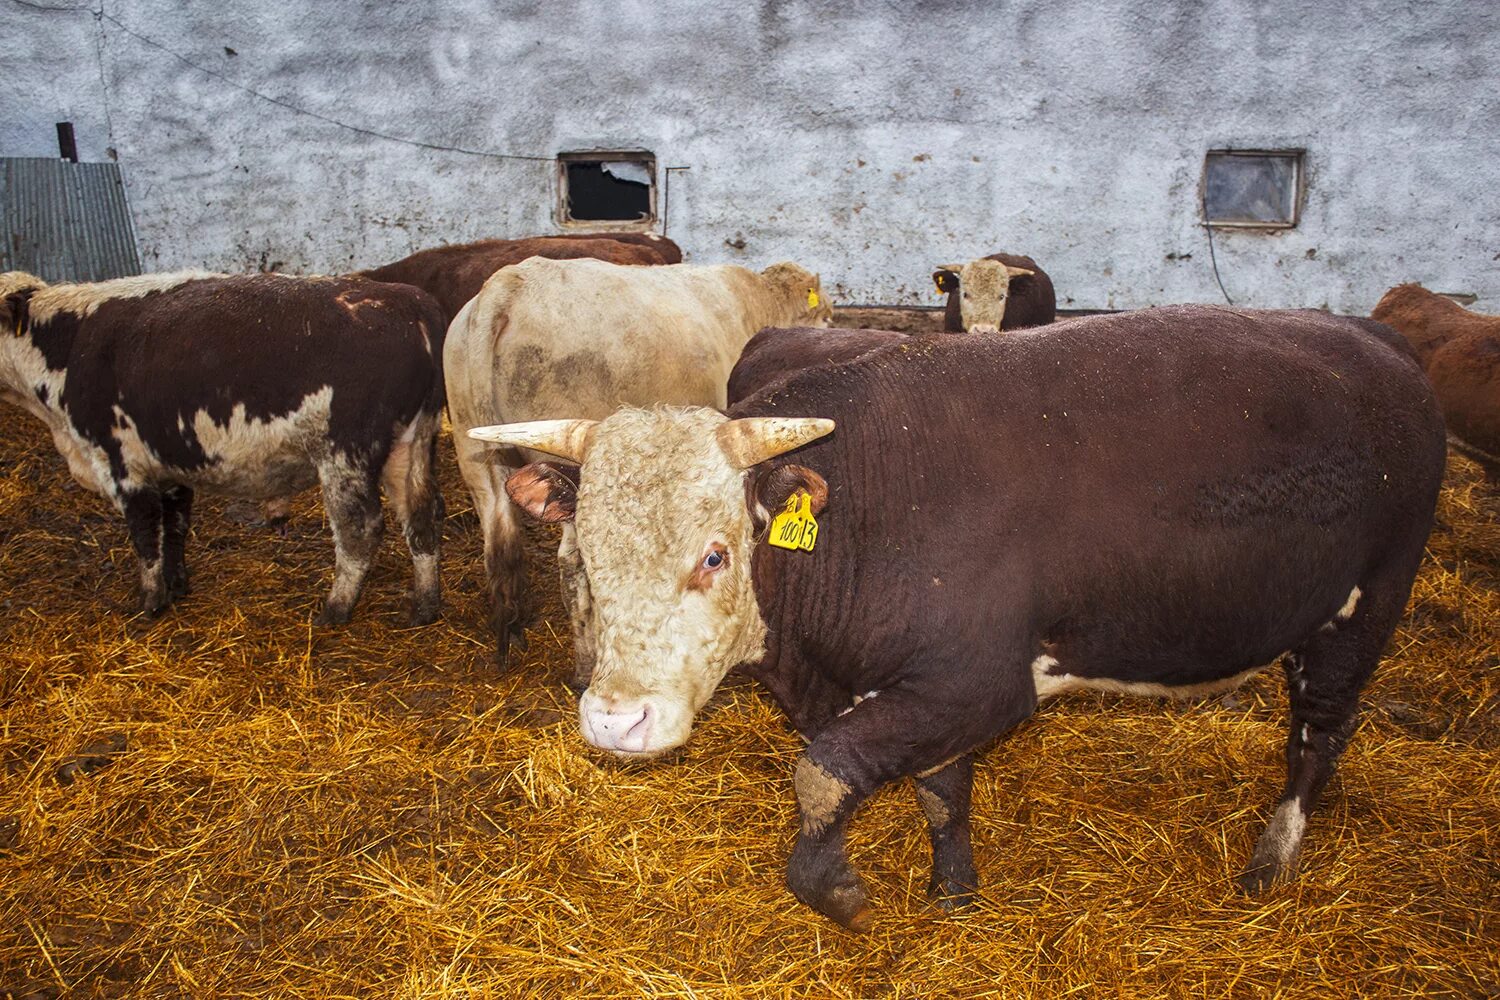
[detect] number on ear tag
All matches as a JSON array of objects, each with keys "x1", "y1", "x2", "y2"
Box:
[{"x1": 768, "y1": 491, "x2": 818, "y2": 552}]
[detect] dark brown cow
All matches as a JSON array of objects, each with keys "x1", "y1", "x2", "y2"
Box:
[
  {"x1": 727, "y1": 326, "x2": 910, "y2": 405},
  {"x1": 473, "y1": 305, "x2": 1445, "y2": 930},
  {"x1": 933, "y1": 252, "x2": 1055, "y2": 332},
  {"x1": 357, "y1": 234, "x2": 682, "y2": 322},
  {"x1": 0, "y1": 270, "x2": 446, "y2": 624},
  {"x1": 1372, "y1": 283, "x2": 1500, "y2": 480}
]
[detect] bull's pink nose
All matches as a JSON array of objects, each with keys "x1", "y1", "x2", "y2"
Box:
[
  {"x1": 969, "y1": 323, "x2": 1000, "y2": 335},
  {"x1": 580, "y1": 695, "x2": 654, "y2": 753}
]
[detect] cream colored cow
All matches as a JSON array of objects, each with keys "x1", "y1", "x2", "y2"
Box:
[{"x1": 444, "y1": 255, "x2": 830, "y2": 664}]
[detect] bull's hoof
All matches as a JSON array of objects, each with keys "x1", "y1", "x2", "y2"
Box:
[
  {"x1": 1235, "y1": 861, "x2": 1282, "y2": 895},
  {"x1": 139, "y1": 592, "x2": 170, "y2": 619},
  {"x1": 314, "y1": 605, "x2": 352, "y2": 627},
  {"x1": 815, "y1": 883, "x2": 874, "y2": 932},
  {"x1": 406, "y1": 603, "x2": 442, "y2": 628},
  {"x1": 928, "y1": 874, "x2": 977, "y2": 912},
  {"x1": 266, "y1": 517, "x2": 291, "y2": 538}
]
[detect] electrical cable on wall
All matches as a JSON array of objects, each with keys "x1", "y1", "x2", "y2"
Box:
[
  {"x1": 1201, "y1": 186, "x2": 1234, "y2": 306},
  {"x1": 6, "y1": 0, "x2": 554, "y2": 164}
]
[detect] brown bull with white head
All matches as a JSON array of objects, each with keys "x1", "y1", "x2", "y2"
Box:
[{"x1": 472, "y1": 409, "x2": 831, "y2": 753}]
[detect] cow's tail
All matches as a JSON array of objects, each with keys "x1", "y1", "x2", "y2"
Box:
[{"x1": 386, "y1": 294, "x2": 448, "y2": 622}]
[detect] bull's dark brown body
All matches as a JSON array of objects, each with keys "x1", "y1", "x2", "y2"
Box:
[
  {"x1": 727, "y1": 305, "x2": 1444, "y2": 926},
  {"x1": 358, "y1": 234, "x2": 682, "y2": 322},
  {"x1": 728, "y1": 326, "x2": 910, "y2": 405}
]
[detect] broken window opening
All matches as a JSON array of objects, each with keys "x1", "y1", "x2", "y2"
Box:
[
  {"x1": 1202, "y1": 149, "x2": 1304, "y2": 229},
  {"x1": 558, "y1": 152, "x2": 656, "y2": 228}
]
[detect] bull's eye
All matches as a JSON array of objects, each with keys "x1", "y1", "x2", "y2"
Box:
[{"x1": 688, "y1": 543, "x2": 729, "y2": 591}]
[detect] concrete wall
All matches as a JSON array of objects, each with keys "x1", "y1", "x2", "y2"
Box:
[{"x1": 3, "y1": 0, "x2": 1496, "y2": 311}]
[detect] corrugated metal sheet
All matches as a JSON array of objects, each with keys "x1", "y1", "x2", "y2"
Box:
[{"x1": 1, "y1": 157, "x2": 142, "y2": 282}]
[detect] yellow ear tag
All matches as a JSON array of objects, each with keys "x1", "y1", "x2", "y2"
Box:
[
  {"x1": 767, "y1": 490, "x2": 818, "y2": 552},
  {"x1": 807, "y1": 289, "x2": 819, "y2": 309},
  {"x1": 933, "y1": 276, "x2": 945, "y2": 295}
]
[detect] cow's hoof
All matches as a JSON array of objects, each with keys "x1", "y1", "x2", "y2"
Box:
[
  {"x1": 928, "y1": 875, "x2": 977, "y2": 912},
  {"x1": 1235, "y1": 861, "x2": 1282, "y2": 895},
  {"x1": 406, "y1": 603, "x2": 441, "y2": 628},
  {"x1": 314, "y1": 606, "x2": 352, "y2": 627},
  {"x1": 818, "y1": 883, "x2": 874, "y2": 932},
  {"x1": 139, "y1": 595, "x2": 170, "y2": 619}
]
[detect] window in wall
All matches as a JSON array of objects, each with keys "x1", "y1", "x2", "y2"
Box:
[
  {"x1": 1202, "y1": 150, "x2": 1304, "y2": 228},
  {"x1": 557, "y1": 151, "x2": 656, "y2": 228}
]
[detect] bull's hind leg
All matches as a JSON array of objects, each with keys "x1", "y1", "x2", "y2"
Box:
[
  {"x1": 913, "y1": 754, "x2": 978, "y2": 909},
  {"x1": 315, "y1": 459, "x2": 384, "y2": 626},
  {"x1": 161, "y1": 485, "x2": 194, "y2": 600},
  {"x1": 454, "y1": 435, "x2": 528, "y2": 662},
  {"x1": 383, "y1": 418, "x2": 444, "y2": 626},
  {"x1": 1238, "y1": 573, "x2": 1417, "y2": 893},
  {"x1": 120, "y1": 487, "x2": 168, "y2": 616}
]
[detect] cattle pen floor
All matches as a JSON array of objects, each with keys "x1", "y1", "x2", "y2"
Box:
[{"x1": 0, "y1": 396, "x2": 1496, "y2": 998}]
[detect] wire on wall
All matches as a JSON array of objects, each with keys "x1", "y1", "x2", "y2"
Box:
[{"x1": 6, "y1": 0, "x2": 554, "y2": 164}]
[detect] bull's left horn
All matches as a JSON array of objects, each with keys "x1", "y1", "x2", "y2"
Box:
[
  {"x1": 467, "y1": 419, "x2": 598, "y2": 463},
  {"x1": 717, "y1": 417, "x2": 835, "y2": 469},
  {"x1": 1003, "y1": 265, "x2": 1035, "y2": 277}
]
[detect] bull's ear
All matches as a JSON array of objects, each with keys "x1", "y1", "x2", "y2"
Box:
[
  {"x1": 4, "y1": 288, "x2": 35, "y2": 334},
  {"x1": 747, "y1": 464, "x2": 829, "y2": 527},
  {"x1": 932, "y1": 269, "x2": 958, "y2": 295},
  {"x1": 505, "y1": 462, "x2": 580, "y2": 523}
]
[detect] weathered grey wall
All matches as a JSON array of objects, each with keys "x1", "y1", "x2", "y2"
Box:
[{"x1": 3, "y1": 0, "x2": 1497, "y2": 310}]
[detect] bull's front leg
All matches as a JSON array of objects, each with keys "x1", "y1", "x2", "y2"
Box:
[
  {"x1": 786, "y1": 684, "x2": 1019, "y2": 932},
  {"x1": 913, "y1": 754, "x2": 978, "y2": 908},
  {"x1": 557, "y1": 523, "x2": 596, "y2": 691},
  {"x1": 119, "y1": 487, "x2": 168, "y2": 616}
]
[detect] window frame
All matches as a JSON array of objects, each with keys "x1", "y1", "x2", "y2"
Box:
[
  {"x1": 555, "y1": 150, "x2": 658, "y2": 231},
  {"x1": 1200, "y1": 148, "x2": 1306, "y2": 230}
]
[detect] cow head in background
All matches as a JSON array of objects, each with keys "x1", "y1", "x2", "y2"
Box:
[
  {"x1": 933, "y1": 258, "x2": 1034, "y2": 333},
  {"x1": 470, "y1": 407, "x2": 834, "y2": 758},
  {"x1": 761, "y1": 262, "x2": 834, "y2": 328}
]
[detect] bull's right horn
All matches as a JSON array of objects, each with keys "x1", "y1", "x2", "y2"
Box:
[
  {"x1": 717, "y1": 417, "x2": 835, "y2": 469},
  {"x1": 935, "y1": 263, "x2": 964, "y2": 273},
  {"x1": 467, "y1": 419, "x2": 598, "y2": 464}
]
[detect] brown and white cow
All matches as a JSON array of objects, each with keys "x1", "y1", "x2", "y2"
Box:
[
  {"x1": 1372, "y1": 283, "x2": 1500, "y2": 480},
  {"x1": 357, "y1": 234, "x2": 681, "y2": 323},
  {"x1": 0, "y1": 270, "x2": 446, "y2": 624},
  {"x1": 932, "y1": 252, "x2": 1055, "y2": 333},
  {"x1": 446, "y1": 256, "x2": 830, "y2": 662},
  {"x1": 470, "y1": 306, "x2": 1444, "y2": 930}
]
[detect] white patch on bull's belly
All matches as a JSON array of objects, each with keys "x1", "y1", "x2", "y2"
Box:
[
  {"x1": 1030, "y1": 654, "x2": 1267, "y2": 702},
  {"x1": 112, "y1": 386, "x2": 333, "y2": 497},
  {"x1": 1335, "y1": 586, "x2": 1361, "y2": 622}
]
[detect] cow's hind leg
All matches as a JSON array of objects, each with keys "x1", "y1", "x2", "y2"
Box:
[
  {"x1": 1238, "y1": 575, "x2": 1415, "y2": 893},
  {"x1": 121, "y1": 487, "x2": 169, "y2": 616},
  {"x1": 454, "y1": 436, "x2": 528, "y2": 662},
  {"x1": 913, "y1": 754, "x2": 978, "y2": 909},
  {"x1": 383, "y1": 417, "x2": 444, "y2": 627},
  {"x1": 315, "y1": 459, "x2": 384, "y2": 626},
  {"x1": 161, "y1": 485, "x2": 194, "y2": 600}
]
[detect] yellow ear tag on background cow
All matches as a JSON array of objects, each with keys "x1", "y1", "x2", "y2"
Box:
[
  {"x1": 768, "y1": 491, "x2": 818, "y2": 552},
  {"x1": 807, "y1": 289, "x2": 820, "y2": 309}
]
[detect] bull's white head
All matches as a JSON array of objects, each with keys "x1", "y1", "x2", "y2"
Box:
[
  {"x1": 470, "y1": 407, "x2": 834, "y2": 758},
  {"x1": 933, "y1": 258, "x2": 1035, "y2": 333}
]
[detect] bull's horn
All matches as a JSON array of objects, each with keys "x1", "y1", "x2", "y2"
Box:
[
  {"x1": 467, "y1": 419, "x2": 598, "y2": 463},
  {"x1": 935, "y1": 263, "x2": 964, "y2": 273},
  {"x1": 717, "y1": 417, "x2": 835, "y2": 469},
  {"x1": 1004, "y1": 265, "x2": 1035, "y2": 277}
]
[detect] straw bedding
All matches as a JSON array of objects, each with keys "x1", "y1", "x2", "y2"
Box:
[{"x1": 0, "y1": 335, "x2": 1496, "y2": 997}]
